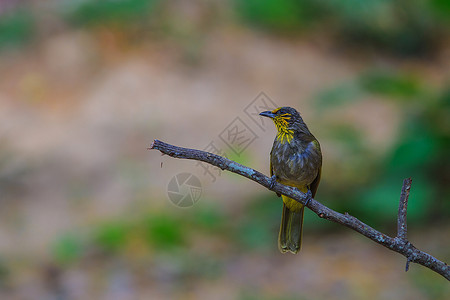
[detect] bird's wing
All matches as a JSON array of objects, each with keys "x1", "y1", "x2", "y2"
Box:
[
  {"x1": 309, "y1": 139, "x2": 322, "y2": 198},
  {"x1": 310, "y1": 166, "x2": 321, "y2": 198},
  {"x1": 270, "y1": 148, "x2": 281, "y2": 197},
  {"x1": 270, "y1": 148, "x2": 273, "y2": 177}
]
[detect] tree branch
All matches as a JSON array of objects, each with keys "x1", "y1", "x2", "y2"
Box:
[
  {"x1": 397, "y1": 177, "x2": 412, "y2": 271},
  {"x1": 148, "y1": 139, "x2": 449, "y2": 280},
  {"x1": 397, "y1": 178, "x2": 411, "y2": 241}
]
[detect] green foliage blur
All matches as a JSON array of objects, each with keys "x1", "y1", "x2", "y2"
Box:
[
  {"x1": 2, "y1": 0, "x2": 448, "y2": 56},
  {"x1": 315, "y1": 71, "x2": 449, "y2": 230},
  {"x1": 67, "y1": 0, "x2": 160, "y2": 27},
  {"x1": 0, "y1": 9, "x2": 34, "y2": 49},
  {"x1": 0, "y1": 1, "x2": 448, "y2": 298},
  {"x1": 234, "y1": 0, "x2": 322, "y2": 32},
  {"x1": 235, "y1": 0, "x2": 449, "y2": 56}
]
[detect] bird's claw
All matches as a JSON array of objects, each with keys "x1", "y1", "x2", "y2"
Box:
[
  {"x1": 269, "y1": 175, "x2": 277, "y2": 190},
  {"x1": 269, "y1": 175, "x2": 281, "y2": 197},
  {"x1": 304, "y1": 189, "x2": 313, "y2": 206}
]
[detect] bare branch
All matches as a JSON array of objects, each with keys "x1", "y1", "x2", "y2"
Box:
[
  {"x1": 397, "y1": 178, "x2": 412, "y2": 241},
  {"x1": 149, "y1": 139, "x2": 450, "y2": 281},
  {"x1": 397, "y1": 178, "x2": 412, "y2": 272}
]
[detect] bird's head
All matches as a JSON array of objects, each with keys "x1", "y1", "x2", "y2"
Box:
[
  {"x1": 259, "y1": 107, "x2": 308, "y2": 143},
  {"x1": 260, "y1": 107, "x2": 301, "y2": 128}
]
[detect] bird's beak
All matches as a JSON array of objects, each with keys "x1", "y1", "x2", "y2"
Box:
[{"x1": 259, "y1": 111, "x2": 275, "y2": 118}]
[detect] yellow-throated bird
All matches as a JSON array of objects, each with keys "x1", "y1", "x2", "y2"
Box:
[{"x1": 260, "y1": 107, "x2": 322, "y2": 254}]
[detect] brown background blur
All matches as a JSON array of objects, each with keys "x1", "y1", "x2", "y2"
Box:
[{"x1": 0, "y1": 1, "x2": 449, "y2": 299}]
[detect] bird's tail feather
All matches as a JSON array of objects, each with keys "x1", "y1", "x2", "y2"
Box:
[{"x1": 278, "y1": 202, "x2": 304, "y2": 254}]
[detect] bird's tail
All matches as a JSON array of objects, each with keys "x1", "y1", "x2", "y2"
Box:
[{"x1": 278, "y1": 201, "x2": 304, "y2": 254}]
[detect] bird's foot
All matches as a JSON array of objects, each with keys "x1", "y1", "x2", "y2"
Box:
[
  {"x1": 269, "y1": 175, "x2": 277, "y2": 189},
  {"x1": 304, "y1": 189, "x2": 313, "y2": 206},
  {"x1": 269, "y1": 175, "x2": 281, "y2": 197}
]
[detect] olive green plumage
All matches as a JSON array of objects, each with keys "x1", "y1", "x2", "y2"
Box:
[{"x1": 260, "y1": 107, "x2": 322, "y2": 254}]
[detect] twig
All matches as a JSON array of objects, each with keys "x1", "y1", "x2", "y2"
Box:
[
  {"x1": 148, "y1": 139, "x2": 450, "y2": 281},
  {"x1": 396, "y1": 177, "x2": 412, "y2": 272},
  {"x1": 397, "y1": 178, "x2": 411, "y2": 241}
]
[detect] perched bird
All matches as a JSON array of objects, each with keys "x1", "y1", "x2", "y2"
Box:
[{"x1": 260, "y1": 107, "x2": 322, "y2": 254}]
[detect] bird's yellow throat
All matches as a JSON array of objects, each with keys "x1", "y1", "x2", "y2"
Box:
[{"x1": 272, "y1": 112, "x2": 294, "y2": 144}]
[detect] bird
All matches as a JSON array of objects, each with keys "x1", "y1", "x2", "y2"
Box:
[{"x1": 260, "y1": 107, "x2": 322, "y2": 254}]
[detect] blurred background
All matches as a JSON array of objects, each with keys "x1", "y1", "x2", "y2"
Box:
[{"x1": 0, "y1": 0, "x2": 449, "y2": 299}]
